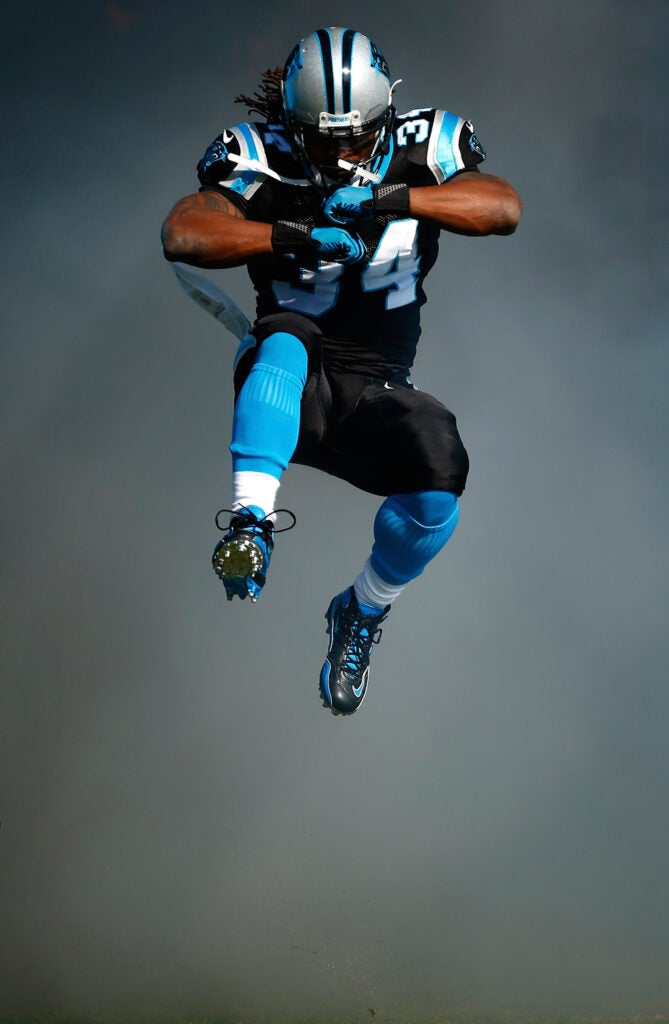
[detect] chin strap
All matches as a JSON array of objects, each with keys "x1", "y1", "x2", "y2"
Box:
[
  {"x1": 229, "y1": 147, "x2": 380, "y2": 189},
  {"x1": 336, "y1": 159, "x2": 382, "y2": 184},
  {"x1": 227, "y1": 151, "x2": 306, "y2": 185}
]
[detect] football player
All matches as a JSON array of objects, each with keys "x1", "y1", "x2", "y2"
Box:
[{"x1": 161, "y1": 27, "x2": 522, "y2": 716}]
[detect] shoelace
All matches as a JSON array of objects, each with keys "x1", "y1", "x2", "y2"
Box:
[
  {"x1": 214, "y1": 506, "x2": 297, "y2": 547},
  {"x1": 338, "y1": 604, "x2": 386, "y2": 679}
]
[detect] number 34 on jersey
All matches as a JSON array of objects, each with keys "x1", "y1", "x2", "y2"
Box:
[{"x1": 272, "y1": 219, "x2": 421, "y2": 317}]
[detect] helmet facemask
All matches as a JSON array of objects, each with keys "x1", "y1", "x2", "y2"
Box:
[{"x1": 288, "y1": 107, "x2": 395, "y2": 184}]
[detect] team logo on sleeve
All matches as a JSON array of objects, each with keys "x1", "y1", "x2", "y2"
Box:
[
  {"x1": 200, "y1": 137, "x2": 229, "y2": 173},
  {"x1": 197, "y1": 131, "x2": 244, "y2": 187},
  {"x1": 465, "y1": 121, "x2": 486, "y2": 159}
]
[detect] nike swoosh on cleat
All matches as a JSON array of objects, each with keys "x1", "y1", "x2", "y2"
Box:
[{"x1": 352, "y1": 668, "x2": 369, "y2": 699}]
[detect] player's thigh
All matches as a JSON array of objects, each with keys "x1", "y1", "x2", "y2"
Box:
[{"x1": 332, "y1": 380, "x2": 470, "y2": 495}]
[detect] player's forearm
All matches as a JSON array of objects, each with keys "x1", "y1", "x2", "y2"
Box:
[
  {"x1": 409, "y1": 173, "x2": 522, "y2": 236},
  {"x1": 161, "y1": 192, "x2": 273, "y2": 268},
  {"x1": 161, "y1": 212, "x2": 272, "y2": 268}
]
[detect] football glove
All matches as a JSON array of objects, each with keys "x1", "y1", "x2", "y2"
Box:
[
  {"x1": 272, "y1": 221, "x2": 366, "y2": 265},
  {"x1": 323, "y1": 183, "x2": 411, "y2": 225}
]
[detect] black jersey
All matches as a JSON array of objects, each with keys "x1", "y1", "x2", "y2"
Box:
[{"x1": 197, "y1": 109, "x2": 486, "y2": 371}]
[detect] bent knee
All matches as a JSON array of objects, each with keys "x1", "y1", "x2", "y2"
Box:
[
  {"x1": 390, "y1": 490, "x2": 459, "y2": 528},
  {"x1": 256, "y1": 332, "x2": 308, "y2": 387}
]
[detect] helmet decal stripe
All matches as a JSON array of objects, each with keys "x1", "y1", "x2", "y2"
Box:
[
  {"x1": 341, "y1": 29, "x2": 356, "y2": 112},
  {"x1": 315, "y1": 28, "x2": 336, "y2": 113}
]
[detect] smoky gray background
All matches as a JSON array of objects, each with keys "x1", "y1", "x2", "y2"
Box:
[{"x1": 1, "y1": 0, "x2": 668, "y2": 1019}]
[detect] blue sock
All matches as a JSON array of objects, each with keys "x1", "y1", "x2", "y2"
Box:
[
  {"x1": 230, "y1": 332, "x2": 308, "y2": 478},
  {"x1": 370, "y1": 491, "x2": 460, "y2": 585}
]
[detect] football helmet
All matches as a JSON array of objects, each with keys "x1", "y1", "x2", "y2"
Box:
[{"x1": 281, "y1": 27, "x2": 401, "y2": 184}]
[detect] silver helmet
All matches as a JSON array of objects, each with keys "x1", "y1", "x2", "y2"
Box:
[{"x1": 281, "y1": 27, "x2": 400, "y2": 182}]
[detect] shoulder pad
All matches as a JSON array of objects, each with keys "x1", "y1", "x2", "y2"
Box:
[
  {"x1": 257, "y1": 122, "x2": 312, "y2": 184},
  {"x1": 394, "y1": 108, "x2": 439, "y2": 148},
  {"x1": 197, "y1": 122, "x2": 309, "y2": 193},
  {"x1": 425, "y1": 111, "x2": 486, "y2": 182},
  {"x1": 196, "y1": 123, "x2": 270, "y2": 200}
]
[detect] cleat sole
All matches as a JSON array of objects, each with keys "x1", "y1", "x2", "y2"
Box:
[
  {"x1": 318, "y1": 683, "x2": 341, "y2": 717},
  {"x1": 213, "y1": 538, "x2": 264, "y2": 579}
]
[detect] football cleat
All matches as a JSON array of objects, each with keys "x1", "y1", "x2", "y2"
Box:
[
  {"x1": 319, "y1": 587, "x2": 389, "y2": 715},
  {"x1": 212, "y1": 507, "x2": 295, "y2": 602}
]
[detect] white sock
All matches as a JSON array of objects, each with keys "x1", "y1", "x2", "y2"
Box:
[
  {"x1": 353, "y1": 557, "x2": 409, "y2": 610},
  {"x1": 232, "y1": 470, "x2": 281, "y2": 518}
]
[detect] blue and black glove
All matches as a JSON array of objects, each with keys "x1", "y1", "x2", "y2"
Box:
[
  {"x1": 272, "y1": 220, "x2": 366, "y2": 265},
  {"x1": 323, "y1": 183, "x2": 411, "y2": 226}
]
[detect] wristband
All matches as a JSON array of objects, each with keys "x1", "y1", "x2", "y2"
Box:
[
  {"x1": 372, "y1": 182, "x2": 411, "y2": 213},
  {"x1": 271, "y1": 220, "x2": 313, "y2": 253}
]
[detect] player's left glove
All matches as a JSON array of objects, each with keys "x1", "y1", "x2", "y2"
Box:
[
  {"x1": 323, "y1": 183, "x2": 411, "y2": 226},
  {"x1": 272, "y1": 221, "x2": 366, "y2": 265},
  {"x1": 310, "y1": 227, "x2": 366, "y2": 264}
]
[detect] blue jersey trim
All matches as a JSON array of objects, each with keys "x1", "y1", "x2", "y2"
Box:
[
  {"x1": 227, "y1": 123, "x2": 261, "y2": 195},
  {"x1": 434, "y1": 111, "x2": 462, "y2": 178},
  {"x1": 375, "y1": 134, "x2": 395, "y2": 181}
]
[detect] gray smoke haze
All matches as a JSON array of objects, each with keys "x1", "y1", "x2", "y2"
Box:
[{"x1": 1, "y1": 0, "x2": 668, "y2": 1019}]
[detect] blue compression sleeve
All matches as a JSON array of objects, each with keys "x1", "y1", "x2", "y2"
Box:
[
  {"x1": 230, "y1": 332, "x2": 308, "y2": 479},
  {"x1": 370, "y1": 490, "x2": 460, "y2": 585}
]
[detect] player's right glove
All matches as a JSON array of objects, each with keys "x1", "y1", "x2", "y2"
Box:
[
  {"x1": 272, "y1": 221, "x2": 365, "y2": 265},
  {"x1": 323, "y1": 183, "x2": 411, "y2": 226}
]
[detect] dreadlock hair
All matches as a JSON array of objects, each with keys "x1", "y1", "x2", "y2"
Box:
[{"x1": 234, "y1": 67, "x2": 284, "y2": 122}]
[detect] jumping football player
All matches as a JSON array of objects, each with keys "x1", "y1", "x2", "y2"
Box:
[{"x1": 161, "y1": 27, "x2": 522, "y2": 716}]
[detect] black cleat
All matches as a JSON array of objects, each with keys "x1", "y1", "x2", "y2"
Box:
[{"x1": 319, "y1": 587, "x2": 389, "y2": 716}]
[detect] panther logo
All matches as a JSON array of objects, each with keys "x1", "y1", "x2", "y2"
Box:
[
  {"x1": 469, "y1": 132, "x2": 486, "y2": 159},
  {"x1": 370, "y1": 41, "x2": 389, "y2": 77},
  {"x1": 283, "y1": 44, "x2": 302, "y2": 79}
]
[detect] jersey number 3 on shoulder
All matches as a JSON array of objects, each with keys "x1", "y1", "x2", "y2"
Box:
[{"x1": 272, "y1": 219, "x2": 421, "y2": 317}]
